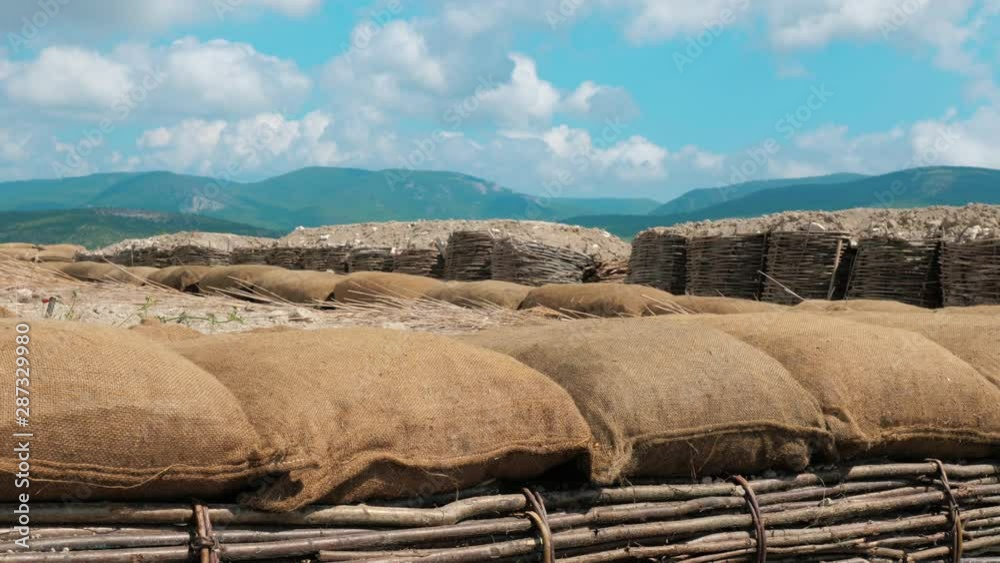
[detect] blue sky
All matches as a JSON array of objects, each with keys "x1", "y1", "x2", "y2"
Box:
[{"x1": 0, "y1": 0, "x2": 998, "y2": 201}]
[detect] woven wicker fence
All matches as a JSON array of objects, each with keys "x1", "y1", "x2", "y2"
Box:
[
  {"x1": 626, "y1": 230, "x2": 687, "y2": 294},
  {"x1": 686, "y1": 234, "x2": 768, "y2": 299},
  {"x1": 444, "y1": 231, "x2": 494, "y2": 281},
  {"x1": 760, "y1": 231, "x2": 851, "y2": 304},
  {"x1": 105, "y1": 245, "x2": 232, "y2": 267},
  {"x1": 266, "y1": 246, "x2": 304, "y2": 270},
  {"x1": 299, "y1": 246, "x2": 350, "y2": 273},
  {"x1": 846, "y1": 238, "x2": 942, "y2": 308},
  {"x1": 941, "y1": 238, "x2": 1000, "y2": 307},
  {"x1": 393, "y1": 248, "x2": 445, "y2": 278},
  {"x1": 348, "y1": 247, "x2": 394, "y2": 272},
  {"x1": 1, "y1": 460, "x2": 996, "y2": 562},
  {"x1": 229, "y1": 247, "x2": 271, "y2": 265},
  {"x1": 492, "y1": 237, "x2": 596, "y2": 286}
]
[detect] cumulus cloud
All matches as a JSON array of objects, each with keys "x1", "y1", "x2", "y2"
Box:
[
  {"x1": 135, "y1": 111, "x2": 345, "y2": 177},
  {"x1": 1, "y1": 38, "x2": 310, "y2": 117},
  {"x1": 4, "y1": 46, "x2": 134, "y2": 109},
  {"x1": 477, "y1": 54, "x2": 562, "y2": 126}
]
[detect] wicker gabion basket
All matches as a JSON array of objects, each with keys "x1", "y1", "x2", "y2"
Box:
[{"x1": 2, "y1": 460, "x2": 998, "y2": 562}]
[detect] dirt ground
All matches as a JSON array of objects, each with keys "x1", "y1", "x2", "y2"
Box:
[
  {"x1": 659, "y1": 204, "x2": 1000, "y2": 242},
  {"x1": 0, "y1": 259, "x2": 548, "y2": 336}
]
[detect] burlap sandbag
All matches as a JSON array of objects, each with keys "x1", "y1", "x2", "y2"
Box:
[
  {"x1": 58, "y1": 261, "x2": 134, "y2": 283},
  {"x1": 0, "y1": 320, "x2": 295, "y2": 502},
  {"x1": 519, "y1": 283, "x2": 679, "y2": 318},
  {"x1": 197, "y1": 265, "x2": 282, "y2": 294},
  {"x1": 129, "y1": 318, "x2": 204, "y2": 343},
  {"x1": 35, "y1": 244, "x2": 85, "y2": 262},
  {"x1": 670, "y1": 295, "x2": 785, "y2": 314},
  {"x1": 462, "y1": 318, "x2": 832, "y2": 483},
  {"x1": 252, "y1": 270, "x2": 343, "y2": 305},
  {"x1": 796, "y1": 299, "x2": 923, "y2": 313},
  {"x1": 146, "y1": 265, "x2": 211, "y2": 292},
  {"x1": 127, "y1": 266, "x2": 160, "y2": 280},
  {"x1": 333, "y1": 272, "x2": 445, "y2": 304},
  {"x1": 687, "y1": 313, "x2": 1000, "y2": 460},
  {"x1": 171, "y1": 328, "x2": 591, "y2": 510},
  {"x1": 837, "y1": 312, "x2": 1000, "y2": 388},
  {"x1": 0, "y1": 246, "x2": 39, "y2": 261},
  {"x1": 427, "y1": 280, "x2": 531, "y2": 309}
]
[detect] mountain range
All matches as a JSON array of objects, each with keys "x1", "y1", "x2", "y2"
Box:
[
  {"x1": 0, "y1": 168, "x2": 661, "y2": 232},
  {"x1": 0, "y1": 165, "x2": 997, "y2": 246}
]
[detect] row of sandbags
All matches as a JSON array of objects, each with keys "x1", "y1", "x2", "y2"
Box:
[
  {"x1": 0, "y1": 242, "x2": 85, "y2": 262},
  {"x1": 2, "y1": 311, "x2": 998, "y2": 511},
  {"x1": 42, "y1": 261, "x2": 999, "y2": 319}
]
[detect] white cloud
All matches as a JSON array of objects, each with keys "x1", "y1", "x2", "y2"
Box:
[
  {"x1": 158, "y1": 38, "x2": 311, "y2": 116},
  {"x1": 478, "y1": 54, "x2": 562, "y2": 126},
  {"x1": 1, "y1": 38, "x2": 310, "y2": 117},
  {"x1": 5, "y1": 46, "x2": 133, "y2": 109},
  {"x1": 135, "y1": 111, "x2": 346, "y2": 177}
]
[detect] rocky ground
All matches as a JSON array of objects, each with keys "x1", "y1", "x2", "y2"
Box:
[
  {"x1": 657, "y1": 204, "x2": 1000, "y2": 242},
  {"x1": 279, "y1": 219, "x2": 630, "y2": 261},
  {"x1": 95, "y1": 231, "x2": 276, "y2": 255}
]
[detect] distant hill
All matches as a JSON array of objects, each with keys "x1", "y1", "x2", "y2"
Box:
[
  {"x1": 0, "y1": 167, "x2": 656, "y2": 231},
  {"x1": 567, "y1": 167, "x2": 1000, "y2": 238},
  {"x1": 650, "y1": 173, "x2": 866, "y2": 216},
  {"x1": 0, "y1": 209, "x2": 279, "y2": 249}
]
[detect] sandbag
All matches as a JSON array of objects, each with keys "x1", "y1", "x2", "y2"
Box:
[
  {"x1": 197, "y1": 265, "x2": 282, "y2": 294},
  {"x1": 796, "y1": 299, "x2": 924, "y2": 313},
  {"x1": 670, "y1": 295, "x2": 784, "y2": 314},
  {"x1": 146, "y1": 265, "x2": 211, "y2": 292},
  {"x1": 0, "y1": 320, "x2": 293, "y2": 502},
  {"x1": 252, "y1": 270, "x2": 343, "y2": 305},
  {"x1": 171, "y1": 328, "x2": 591, "y2": 509},
  {"x1": 128, "y1": 266, "x2": 160, "y2": 280},
  {"x1": 518, "y1": 283, "x2": 679, "y2": 318},
  {"x1": 462, "y1": 319, "x2": 832, "y2": 483},
  {"x1": 837, "y1": 312, "x2": 1000, "y2": 388},
  {"x1": 0, "y1": 246, "x2": 39, "y2": 261},
  {"x1": 129, "y1": 318, "x2": 204, "y2": 343},
  {"x1": 333, "y1": 272, "x2": 445, "y2": 304},
  {"x1": 687, "y1": 313, "x2": 1000, "y2": 460},
  {"x1": 58, "y1": 261, "x2": 134, "y2": 283},
  {"x1": 426, "y1": 280, "x2": 531, "y2": 310},
  {"x1": 35, "y1": 244, "x2": 85, "y2": 262}
]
